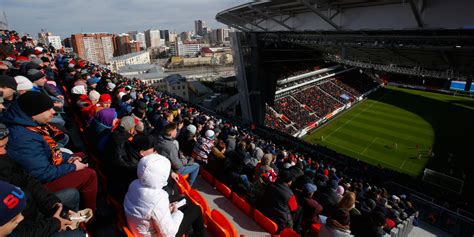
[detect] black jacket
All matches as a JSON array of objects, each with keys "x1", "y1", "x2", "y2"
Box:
[
  {"x1": 259, "y1": 181, "x2": 295, "y2": 230},
  {"x1": 0, "y1": 155, "x2": 61, "y2": 237}
]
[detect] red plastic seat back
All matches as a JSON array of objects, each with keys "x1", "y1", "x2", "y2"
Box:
[
  {"x1": 215, "y1": 179, "x2": 232, "y2": 198},
  {"x1": 280, "y1": 227, "x2": 300, "y2": 237},
  {"x1": 177, "y1": 173, "x2": 191, "y2": 194},
  {"x1": 231, "y1": 193, "x2": 253, "y2": 216},
  {"x1": 206, "y1": 212, "x2": 230, "y2": 237},
  {"x1": 310, "y1": 223, "x2": 321, "y2": 237},
  {"x1": 187, "y1": 189, "x2": 210, "y2": 217},
  {"x1": 212, "y1": 209, "x2": 238, "y2": 237},
  {"x1": 253, "y1": 209, "x2": 278, "y2": 235},
  {"x1": 200, "y1": 169, "x2": 215, "y2": 184}
]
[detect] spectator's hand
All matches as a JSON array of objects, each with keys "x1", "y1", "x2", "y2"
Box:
[
  {"x1": 73, "y1": 160, "x2": 88, "y2": 171},
  {"x1": 54, "y1": 102, "x2": 63, "y2": 108},
  {"x1": 0, "y1": 64, "x2": 8, "y2": 70},
  {"x1": 170, "y1": 172, "x2": 179, "y2": 183},
  {"x1": 68, "y1": 156, "x2": 82, "y2": 164},
  {"x1": 53, "y1": 203, "x2": 73, "y2": 232},
  {"x1": 57, "y1": 95, "x2": 64, "y2": 100},
  {"x1": 169, "y1": 202, "x2": 177, "y2": 213}
]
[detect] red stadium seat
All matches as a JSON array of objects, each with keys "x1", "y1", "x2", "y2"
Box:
[
  {"x1": 231, "y1": 193, "x2": 253, "y2": 216},
  {"x1": 122, "y1": 226, "x2": 134, "y2": 237},
  {"x1": 177, "y1": 173, "x2": 191, "y2": 194},
  {"x1": 200, "y1": 169, "x2": 215, "y2": 185},
  {"x1": 253, "y1": 209, "x2": 278, "y2": 235},
  {"x1": 280, "y1": 227, "x2": 300, "y2": 237},
  {"x1": 187, "y1": 189, "x2": 210, "y2": 221},
  {"x1": 310, "y1": 223, "x2": 321, "y2": 237},
  {"x1": 206, "y1": 212, "x2": 230, "y2": 237},
  {"x1": 211, "y1": 209, "x2": 238, "y2": 237},
  {"x1": 215, "y1": 179, "x2": 232, "y2": 198}
]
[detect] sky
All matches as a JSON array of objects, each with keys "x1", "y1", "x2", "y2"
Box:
[{"x1": 1, "y1": 0, "x2": 250, "y2": 38}]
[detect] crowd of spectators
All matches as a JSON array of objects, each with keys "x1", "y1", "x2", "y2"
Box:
[
  {"x1": 318, "y1": 80, "x2": 356, "y2": 103},
  {"x1": 272, "y1": 96, "x2": 318, "y2": 129},
  {"x1": 264, "y1": 106, "x2": 298, "y2": 135},
  {"x1": 0, "y1": 29, "x2": 418, "y2": 237},
  {"x1": 293, "y1": 85, "x2": 344, "y2": 118}
]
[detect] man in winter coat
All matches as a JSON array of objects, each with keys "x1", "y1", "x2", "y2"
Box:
[
  {"x1": 259, "y1": 170, "x2": 303, "y2": 232},
  {"x1": 0, "y1": 122, "x2": 85, "y2": 236},
  {"x1": 0, "y1": 91, "x2": 97, "y2": 211},
  {"x1": 156, "y1": 122, "x2": 200, "y2": 186}
]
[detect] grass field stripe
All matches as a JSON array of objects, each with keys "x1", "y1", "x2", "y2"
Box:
[
  {"x1": 323, "y1": 139, "x2": 417, "y2": 175},
  {"x1": 325, "y1": 98, "x2": 382, "y2": 140},
  {"x1": 362, "y1": 137, "x2": 378, "y2": 155}
]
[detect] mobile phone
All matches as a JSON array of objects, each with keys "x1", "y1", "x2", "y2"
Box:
[{"x1": 175, "y1": 198, "x2": 186, "y2": 208}]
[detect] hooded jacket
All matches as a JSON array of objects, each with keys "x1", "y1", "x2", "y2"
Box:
[
  {"x1": 0, "y1": 100, "x2": 74, "y2": 182},
  {"x1": 124, "y1": 153, "x2": 184, "y2": 237}
]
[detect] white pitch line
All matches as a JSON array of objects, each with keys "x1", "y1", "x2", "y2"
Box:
[
  {"x1": 325, "y1": 99, "x2": 381, "y2": 140},
  {"x1": 362, "y1": 137, "x2": 378, "y2": 155}
]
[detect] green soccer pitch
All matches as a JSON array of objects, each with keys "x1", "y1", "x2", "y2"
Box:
[{"x1": 304, "y1": 86, "x2": 474, "y2": 176}]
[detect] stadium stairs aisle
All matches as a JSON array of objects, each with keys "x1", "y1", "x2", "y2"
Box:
[{"x1": 193, "y1": 177, "x2": 270, "y2": 236}]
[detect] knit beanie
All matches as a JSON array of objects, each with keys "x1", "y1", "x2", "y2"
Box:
[
  {"x1": 0, "y1": 180, "x2": 27, "y2": 226},
  {"x1": 120, "y1": 116, "x2": 135, "y2": 131},
  {"x1": 26, "y1": 69, "x2": 45, "y2": 82},
  {"x1": 88, "y1": 90, "x2": 100, "y2": 102},
  {"x1": 17, "y1": 91, "x2": 54, "y2": 116},
  {"x1": 14, "y1": 76, "x2": 33, "y2": 91},
  {"x1": 99, "y1": 94, "x2": 112, "y2": 103},
  {"x1": 0, "y1": 75, "x2": 18, "y2": 90}
]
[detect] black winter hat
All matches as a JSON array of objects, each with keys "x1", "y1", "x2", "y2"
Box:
[
  {"x1": 17, "y1": 91, "x2": 54, "y2": 116},
  {"x1": 0, "y1": 75, "x2": 17, "y2": 90},
  {"x1": 26, "y1": 69, "x2": 45, "y2": 82}
]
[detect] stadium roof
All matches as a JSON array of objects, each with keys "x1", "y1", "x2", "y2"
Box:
[{"x1": 217, "y1": 0, "x2": 474, "y2": 32}]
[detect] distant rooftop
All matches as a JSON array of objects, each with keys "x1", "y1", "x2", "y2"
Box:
[
  {"x1": 118, "y1": 64, "x2": 156, "y2": 73},
  {"x1": 164, "y1": 74, "x2": 186, "y2": 85},
  {"x1": 110, "y1": 51, "x2": 149, "y2": 61}
]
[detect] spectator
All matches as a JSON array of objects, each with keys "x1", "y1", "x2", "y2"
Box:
[
  {"x1": 192, "y1": 129, "x2": 215, "y2": 165},
  {"x1": 89, "y1": 108, "x2": 118, "y2": 152},
  {"x1": 156, "y1": 122, "x2": 200, "y2": 186},
  {"x1": 116, "y1": 94, "x2": 133, "y2": 118},
  {"x1": 1, "y1": 91, "x2": 97, "y2": 211},
  {"x1": 319, "y1": 208, "x2": 353, "y2": 237},
  {"x1": 177, "y1": 124, "x2": 197, "y2": 157},
  {"x1": 14, "y1": 75, "x2": 33, "y2": 95},
  {"x1": 0, "y1": 180, "x2": 27, "y2": 236},
  {"x1": 299, "y1": 183, "x2": 323, "y2": 229},
  {"x1": 259, "y1": 170, "x2": 302, "y2": 232},
  {"x1": 123, "y1": 153, "x2": 205, "y2": 237},
  {"x1": 315, "y1": 180, "x2": 340, "y2": 216},
  {"x1": 0, "y1": 75, "x2": 17, "y2": 108},
  {"x1": 0, "y1": 122, "x2": 86, "y2": 236}
]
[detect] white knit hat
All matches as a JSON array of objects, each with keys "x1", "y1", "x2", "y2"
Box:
[
  {"x1": 14, "y1": 76, "x2": 33, "y2": 91},
  {"x1": 205, "y1": 130, "x2": 215, "y2": 139},
  {"x1": 88, "y1": 90, "x2": 100, "y2": 102}
]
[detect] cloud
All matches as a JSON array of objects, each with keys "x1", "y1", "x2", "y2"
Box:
[{"x1": 2, "y1": 0, "x2": 250, "y2": 38}]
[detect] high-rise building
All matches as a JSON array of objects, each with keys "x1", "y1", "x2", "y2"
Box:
[
  {"x1": 38, "y1": 32, "x2": 62, "y2": 50},
  {"x1": 145, "y1": 29, "x2": 161, "y2": 48},
  {"x1": 114, "y1": 33, "x2": 131, "y2": 56},
  {"x1": 135, "y1": 32, "x2": 146, "y2": 50},
  {"x1": 160, "y1": 30, "x2": 170, "y2": 42},
  {"x1": 194, "y1": 20, "x2": 206, "y2": 36},
  {"x1": 130, "y1": 41, "x2": 141, "y2": 53},
  {"x1": 170, "y1": 41, "x2": 205, "y2": 57},
  {"x1": 180, "y1": 31, "x2": 192, "y2": 42},
  {"x1": 71, "y1": 33, "x2": 115, "y2": 65},
  {"x1": 169, "y1": 32, "x2": 177, "y2": 43}
]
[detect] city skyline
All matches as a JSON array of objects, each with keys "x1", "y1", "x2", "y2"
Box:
[{"x1": 2, "y1": 0, "x2": 250, "y2": 38}]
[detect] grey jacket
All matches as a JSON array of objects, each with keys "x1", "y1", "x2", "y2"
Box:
[{"x1": 156, "y1": 135, "x2": 183, "y2": 170}]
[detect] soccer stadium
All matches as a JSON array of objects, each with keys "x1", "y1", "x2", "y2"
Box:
[{"x1": 0, "y1": 0, "x2": 472, "y2": 237}]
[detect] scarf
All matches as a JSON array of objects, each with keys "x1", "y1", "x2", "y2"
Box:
[{"x1": 25, "y1": 124, "x2": 63, "y2": 165}]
